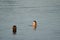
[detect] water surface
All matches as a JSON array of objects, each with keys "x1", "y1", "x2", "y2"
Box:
[{"x1": 0, "y1": 0, "x2": 60, "y2": 40}]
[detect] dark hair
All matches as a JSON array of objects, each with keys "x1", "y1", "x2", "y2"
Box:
[
  {"x1": 33, "y1": 20, "x2": 37, "y2": 23},
  {"x1": 13, "y1": 25, "x2": 16, "y2": 27}
]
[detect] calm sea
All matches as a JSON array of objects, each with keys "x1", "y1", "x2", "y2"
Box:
[{"x1": 0, "y1": 0, "x2": 60, "y2": 40}]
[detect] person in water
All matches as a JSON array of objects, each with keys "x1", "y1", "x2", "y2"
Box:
[
  {"x1": 12, "y1": 25, "x2": 17, "y2": 34},
  {"x1": 32, "y1": 20, "x2": 37, "y2": 30}
]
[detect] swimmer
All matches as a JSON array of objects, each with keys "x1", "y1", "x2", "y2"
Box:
[
  {"x1": 32, "y1": 20, "x2": 37, "y2": 30},
  {"x1": 12, "y1": 25, "x2": 17, "y2": 34}
]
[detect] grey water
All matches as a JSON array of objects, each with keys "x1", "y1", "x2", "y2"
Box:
[{"x1": 0, "y1": 0, "x2": 60, "y2": 40}]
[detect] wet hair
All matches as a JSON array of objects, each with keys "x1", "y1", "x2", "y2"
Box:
[
  {"x1": 13, "y1": 25, "x2": 16, "y2": 27},
  {"x1": 33, "y1": 20, "x2": 37, "y2": 23}
]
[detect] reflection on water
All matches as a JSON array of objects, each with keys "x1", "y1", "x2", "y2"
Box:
[{"x1": 0, "y1": 0, "x2": 60, "y2": 40}]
